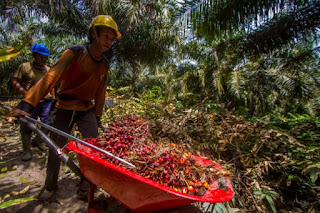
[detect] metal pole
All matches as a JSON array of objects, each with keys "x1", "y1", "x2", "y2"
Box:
[
  {"x1": 19, "y1": 118, "x2": 84, "y2": 178},
  {"x1": 1, "y1": 103, "x2": 135, "y2": 168},
  {"x1": 0, "y1": 96, "x2": 22, "y2": 100}
]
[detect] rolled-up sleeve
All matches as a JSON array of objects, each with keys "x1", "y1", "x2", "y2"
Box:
[
  {"x1": 23, "y1": 50, "x2": 75, "y2": 107},
  {"x1": 12, "y1": 64, "x2": 24, "y2": 79}
]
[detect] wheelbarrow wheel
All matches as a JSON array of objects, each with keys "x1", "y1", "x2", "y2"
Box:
[
  {"x1": 105, "y1": 197, "x2": 125, "y2": 213},
  {"x1": 88, "y1": 183, "x2": 125, "y2": 213},
  {"x1": 118, "y1": 204, "x2": 203, "y2": 213},
  {"x1": 154, "y1": 204, "x2": 203, "y2": 213}
]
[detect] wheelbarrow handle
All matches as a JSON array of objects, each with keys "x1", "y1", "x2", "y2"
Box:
[
  {"x1": 1, "y1": 103, "x2": 135, "y2": 168},
  {"x1": 19, "y1": 117, "x2": 84, "y2": 178},
  {"x1": 0, "y1": 96, "x2": 23, "y2": 100}
]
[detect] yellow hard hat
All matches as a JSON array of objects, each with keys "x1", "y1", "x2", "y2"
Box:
[{"x1": 89, "y1": 15, "x2": 122, "y2": 38}]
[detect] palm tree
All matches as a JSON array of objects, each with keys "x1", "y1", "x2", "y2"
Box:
[
  {"x1": 172, "y1": 0, "x2": 320, "y2": 115},
  {"x1": 0, "y1": 0, "x2": 89, "y2": 37}
]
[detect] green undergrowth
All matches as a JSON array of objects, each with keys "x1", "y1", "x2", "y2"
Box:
[{"x1": 102, "y1": 89, "x2": 320, "y2": 212}]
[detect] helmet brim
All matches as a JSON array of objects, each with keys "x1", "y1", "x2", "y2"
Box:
[
  {"x1": 89, "y1": 25, "x2": 122, "y2": 39},
  {"x1": 32, "y1": 51, "x2": 50, "y2": 56}
]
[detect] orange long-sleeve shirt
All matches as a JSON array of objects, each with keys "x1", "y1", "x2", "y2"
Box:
[{"x1": 23, "y1": 45, "x2": 108, "y2": 117}]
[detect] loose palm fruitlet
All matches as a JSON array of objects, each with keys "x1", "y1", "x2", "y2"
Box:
[{"x1": 96, "y1": 115, "x2": 221, "y2": 196}]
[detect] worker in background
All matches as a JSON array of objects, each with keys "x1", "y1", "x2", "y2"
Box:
[
  {"x1": 7, "y1": 15, "x2": 121, "y2": 200},
  {"x1": 11, "y1": 43, "x2": 53, "y2": 161}
]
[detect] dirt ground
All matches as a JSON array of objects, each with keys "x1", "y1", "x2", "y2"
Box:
[
  {"x1": 0, "y1": 103, "x2": 203, "y2": 213},
  {"x1": 0, "y1": 120, "x2": 92, "y2": 213}
]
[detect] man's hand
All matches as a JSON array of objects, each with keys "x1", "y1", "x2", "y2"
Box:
[
  {"x1": 6, "y1": 108, "x2": 30, "y2": 122},
  {"x1": 96, "y1": 117, "x2": 105, "y2": 132},
  {"x1": 11, "y1": 78, "x2": 27, "y2": 96}
]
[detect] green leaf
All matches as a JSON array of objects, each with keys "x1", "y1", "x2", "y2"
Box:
[
  {"x1": 19, "y1": 176, "x2": 29, "y2": 184},
  {"x1": 253, "y1": 189, "x2": 262, "y2": 195},
  {"x1": 201, "y1": 202, "x2": 210, "y2": 210},
  {"x1": 0, "y1": 39, "x2": 31, "y2": 62},
  {"x1": 302, "y1": 163, "x2": 320, "y2": 183},
  {"x1": 213, "y1": 203, "x2": 227, "y2": 213},
  {"x1": 19, "y1": 185, "x2": 30, "y2": 194},
  {"x1": 265, "y1": 195, "x2": 277, "y2": 213},
  {"x1": 266, "y1": 191, "x2": 279, "y2": 197},
  {"x1": 0, "y1": 159, "x2": 15, "y2": 164},
  {"x1": 0, "y1": 167, "x2": 8, "y2": 173},
  {"x1": 0, "y1": 198, "x2": 36, "y2": 209},
  {"x1": 310, "y1": 172, "x2": 319, "y2": 183},
  {"x1": 259, "y1": 194, "x2": 266, "y2": 201}
]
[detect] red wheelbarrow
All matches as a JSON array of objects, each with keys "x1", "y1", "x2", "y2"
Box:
[
  {"x1": 0, "y1": 104, "x2": 233, "y2": 212},
  {"x1": 66, "y1": 139, "x2": 234, "y2": 213}
]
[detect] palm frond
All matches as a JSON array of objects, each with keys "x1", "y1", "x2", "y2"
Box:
[
  {"x1": 177, "y1": 0, "x2": 306, "y2": 40},
  {"x1": 215, "y1": 1, "x2": 320, "y2": 58},
  {"x1": 1, "y1": 0, "x2": 90, "y2": 38},
  {"x1": 229, "y1": 70, "x2": 244, "y2": 99},
  {"x1": 280, "y1": 46, "x2": 320, "y2": 73}
]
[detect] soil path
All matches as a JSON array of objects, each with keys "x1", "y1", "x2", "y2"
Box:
[
  {"x1": 0, "y1": 100, "x2": 118, "y2": 213},
  {"x1": 0, "y1": 119, "x2": 89, "y2": 213}
]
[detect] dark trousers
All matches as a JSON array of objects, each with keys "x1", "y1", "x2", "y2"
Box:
[
  {"x1": 20, "y1": 99, "x2": 53, "y2": 140},
  {"x1": 45, "y1": 108, "x2": 98, "y2": 191}
]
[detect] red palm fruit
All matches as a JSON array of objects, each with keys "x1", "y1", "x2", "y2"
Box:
[
  {"x1": 185, "y1": 168, "x2": 190, "y2": 174},
  {"x1": 172, "y1": 152, "x2": 179, "y2": 158},
  {"x1": 182, "y1": 187, "x2": 188, "y2": 194},
  {"x1": 165, "y1": 174, "x2": 170, "y2": 180},
  {"x1": 180, "y1": 157, "x2": 185, "y2": 165},
  {"x1": 187, "y1": 185, "x2": 195, "y2": 192},
  {"x1": 195, "y1": 182, "x2": 202, "y2": 187},
  {"x1": 203, "y1": 181, "x2": 210, "y2": 189}
]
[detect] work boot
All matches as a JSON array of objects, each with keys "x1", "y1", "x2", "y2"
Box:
[
  {"x1": 77, "y1": 179, "x2": 90, "y2": 201},
  {"x1": 37, "y1": 188, "x2": 57, "y2": 201},
  {"x1": 21, "y1": 134, "x2": 32, "y2": 161},
  {"x1": 21, "y1": 151, "x2": 32, "y2": 161}
]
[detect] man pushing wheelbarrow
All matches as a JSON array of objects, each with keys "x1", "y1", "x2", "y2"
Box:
[
  {"x1": 7, "y1": 14, "x2": 121, "y2": 201},
  {"x1": 5, "y1": 15, "x2": 234, "y2": 213}
]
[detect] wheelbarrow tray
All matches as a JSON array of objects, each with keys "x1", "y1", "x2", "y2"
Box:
[{"x1": 66, "y1": 139, "x2": 233, "y2": 212}]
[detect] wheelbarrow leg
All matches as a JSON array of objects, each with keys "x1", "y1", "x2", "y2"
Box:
[
  {"x1": 120, "y1": 207, "x2": 131, "y2": 213},
  {"x1": 87, "y1": 183, "x2": 129, "y2": 213},
  {"x1": 88, "y1": 183, "x2": 104, "y2": 213},
  {"x1": 88, "y1": 184, "x2": 96, "y2": 210}
]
